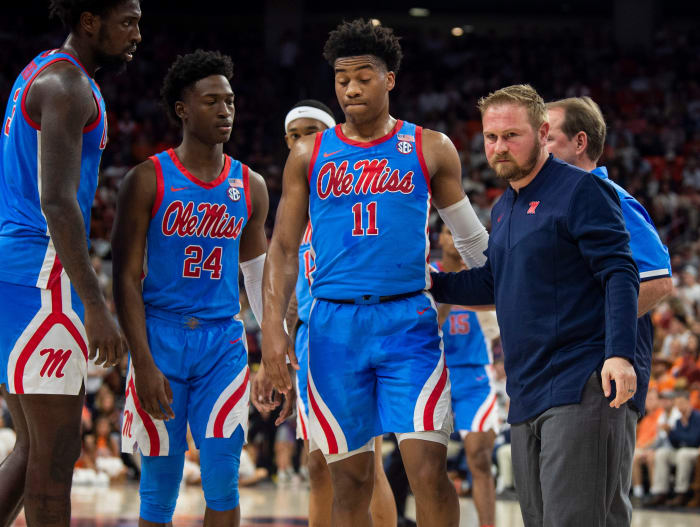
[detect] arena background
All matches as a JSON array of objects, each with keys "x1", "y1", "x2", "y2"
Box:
[{"x1": 1, "y1": 1, "x2": 699, "y2": 525}]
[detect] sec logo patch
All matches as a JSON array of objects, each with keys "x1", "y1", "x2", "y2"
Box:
[
  {"x1": 228, "y1": 187, "x2": 241, "y2": 202},
  {"x1": 396, "y1": 140, "x2": 413, "y2": 154}
]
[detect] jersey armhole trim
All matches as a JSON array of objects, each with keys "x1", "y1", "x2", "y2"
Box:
[
  {"x1": 307, "y1": 131, "x2": 323, "y2": 184},
  {"x1": 20, "y1": 57, "x2": 101, "y2": 133},
  {"x1": 243, "y1": 164, "x2": 252, "y2": 219},
  {"x1": 150, "y1": 155, "x2": 165, "y2": 218},
  {"x1": 415, "y1": 126, "x2": 431, "y2": 193}
]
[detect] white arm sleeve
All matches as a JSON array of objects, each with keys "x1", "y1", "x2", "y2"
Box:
[
  {"x1": 240, "y1": 253, "x2": 266, "y2": 326},
  {"x1": 437, "y1": 196, "x2": 489, "y2": 268}
]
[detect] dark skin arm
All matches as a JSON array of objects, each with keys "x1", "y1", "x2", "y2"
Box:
[
  {"x1": 27, "y1": 61, "x2": 125, "y2": 367},
  {"x1": 111, "y1": 161, "x2": 174, "y2": 421},
  {"x1": 422, "y1": 128, "x2": 469, "y2": 209},
  {"x1": 260, "y1": 134, "x2": 314, "y2": 393},
  {"x1": 241, "y1": 170, "x2": 296, "y2": 424}
]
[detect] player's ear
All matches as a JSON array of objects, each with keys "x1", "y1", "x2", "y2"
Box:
[
  {"x1": 80, "y1": 11, "x2": 99, "y2": 38},
  {"x1": 386, "y1": 71, "x2": 396, "y2": 92},
  {"x1": 175, "y1": 101, "x2": 186, "y2": 121}
]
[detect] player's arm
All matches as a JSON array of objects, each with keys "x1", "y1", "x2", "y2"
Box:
[
  {"x1": 111, "y1": 161, "x2": 174, "y2": 421},
  {"x1": 638, "y1": 277, "x2": 673, "y2": 317},
  {"x1": 261, "y1": 134, "x2": 314, "y2": 393},
  {"x1": 239, "y1": 170, "x2": 269, "y2": 327},
  {"x1": 422, "y1": 129, "x2": 489, "y2": 268},
  {"x1": 30, "y1": 63, "x2": 125, "y2": 367}
]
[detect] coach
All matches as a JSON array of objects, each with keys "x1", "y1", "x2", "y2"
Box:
[{"x1": 431, "y1": 84, "x2": 639, "y2": 527}]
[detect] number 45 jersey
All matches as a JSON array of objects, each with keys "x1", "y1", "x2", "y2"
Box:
[
  {"x1": 143, "y1": 149, "x2": 250, "y2": 320},
  {"x1": 308, "y1": 120, "x2": 431, "y2": 300}
]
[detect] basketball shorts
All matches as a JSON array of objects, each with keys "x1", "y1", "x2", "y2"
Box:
[
  {"x1": 294, "y1": 321, "x2": 310, "y2": 441},
  {"x1": 307, "y1": 292, "x2": 451, "y2": 455},
  {"x1": 0, "y1": 272, "x2": 87, "y2": 395},
  {"x1": 121, "y1": 308, "x2": 249, "y2": 457},
  {"x1": 450, "y1": 364, "x2": 498, "y2": 437}
]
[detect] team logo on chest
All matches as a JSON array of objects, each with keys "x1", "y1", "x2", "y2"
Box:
[
  {"x1": 228, "y1": 177, "x2": 243, "y2": 202},
  {"x1": 162, "y1": 200, "x2": 244, "y2": 239},
  {"x1": 316, "y1": 158, "x2": 415, "y2": 199}
]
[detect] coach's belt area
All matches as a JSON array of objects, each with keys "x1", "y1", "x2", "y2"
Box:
[{"x1": 319, "y1": 290, "x2": 423, "y2": 305}]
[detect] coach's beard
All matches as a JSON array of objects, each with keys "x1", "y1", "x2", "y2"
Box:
[{"x1": 490, "y1": 138, "x2": 541, "y2": 182}]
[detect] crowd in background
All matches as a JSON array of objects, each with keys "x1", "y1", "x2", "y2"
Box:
[{"x1": 0, "y1": 17, "x2": 699, "y2": 509}]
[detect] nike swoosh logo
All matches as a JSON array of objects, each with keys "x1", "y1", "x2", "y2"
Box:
[
  {"x1": 230, "y1": 338, "x2": 242, "y2": 345},
  {"x1": 417, "y1": 308, "x2": 430, "y2": 315},
  {"x1": 171, "y1": 186, "x2": 188, "y2": 192},
  {"x1": 475, "y1": 375, "x2": 486, "y2": 381},
  {"x1": 323, "y1": 149, "x2": 344, "y2": 158}
]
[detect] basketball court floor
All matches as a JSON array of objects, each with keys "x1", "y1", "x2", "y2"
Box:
[{"x1": 9, "y1": 483, "x2": 700, "y2": 526}]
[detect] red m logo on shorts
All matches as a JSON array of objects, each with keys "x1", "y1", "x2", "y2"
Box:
[
  {"x1": 527, "y1": 201, "x2": 541, "y2": 214},
  {"x1": 122, "y1": 410, "x2": 134, "y2": 438},
  {"x1": 39, "y1": 348, "x2": 72, "y2": 378}
]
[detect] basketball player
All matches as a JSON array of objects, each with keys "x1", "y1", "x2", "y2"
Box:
[
  {"x1": 255, "y1": 99, "x2": 397, "y2": 526},
  {"x1": 261, "y1": 20, "x2": 489, "y2": 526},
  {"x1": 546, "y1": 96, "x2": 672, "y2": 523},
  {"x1": 434, "y1": 224, "x2": 498, "y2": 527},
  {"x1": 111, "y1": 50, "x2": 270, "y2": 527},
  {"x1": 0, "y1": 1, "x2": 140, "y2": 525}
]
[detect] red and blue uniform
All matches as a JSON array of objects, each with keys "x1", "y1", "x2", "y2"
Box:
[
  {"x1": 306, "y1": 121, "x2": 450, "y2": 454},
  {"x1": 0, "y1": 50, "x2": 106, "y2": 394},
  {"x1": 294, "y1": 223, "x2": 313, "y2": 440},
  {"x1": 122, "y1": 148, "x2": 251, "y2": 458}
]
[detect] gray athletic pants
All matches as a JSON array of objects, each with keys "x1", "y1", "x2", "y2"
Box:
[{"x1": 511, "y1": 372, "x2": 636, "y2": 527}]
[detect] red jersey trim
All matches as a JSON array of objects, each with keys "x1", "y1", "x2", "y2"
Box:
[
  {"x1": 242, "y1": 164, "x2": 252, "y2": 219},
  {"x1": 334, "y1": 119, "x2": 403, "y2": 148},
  {"x1": 415, "y1": 126, "x2": 431, "y2": 193},
  {"x1": 166, "y1": 148, "x2": 231, "y2": 189},
  {"x1": 150, "y1": 156, "x2": 165, "y2": 218},
  {"x1": 307, "y1": 132, "x2": 323, "y2": 184},
  {"x1": 20, "y1": 57, "x2": 101, "y2": 132}
]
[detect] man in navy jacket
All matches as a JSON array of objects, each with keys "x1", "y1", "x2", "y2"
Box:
[{"x1": 431, "y1": 84, "x2": 640, "y2": 526}]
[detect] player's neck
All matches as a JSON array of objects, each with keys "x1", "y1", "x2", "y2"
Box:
[
  {"x1": 61, "y1": 35, "x2": 96, "y2": 76},
  {"x1": 174, "y1": 138, "x2": 225, "y2": 183},
  {"x1": 342, "y1": 110, "x2": 396, "y2": 143},
  {"x1": 440, "y1": 255, "x2": 465, "y2": 273}
]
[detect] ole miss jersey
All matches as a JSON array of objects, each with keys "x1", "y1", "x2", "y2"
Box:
[
  {"x1": 0, "y1": 50, "x2": 107, "y2": 287},
  {"x1": 307, "y1": 120, "x2": 431, "y2": 299},
  {"x1": 296, "y1": 223, "x2": 314, "y2": 324},
  {"x1": 434, "y1": 262, "x2": 491, "y2": 367},
  {"x1": 142, "y1": 149, "x2": 251, "y2": 320}
]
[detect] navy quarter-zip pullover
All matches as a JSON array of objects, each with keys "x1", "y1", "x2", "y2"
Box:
[{"x1": 431, "y1": 155, "x2": 639, "y2": 424}]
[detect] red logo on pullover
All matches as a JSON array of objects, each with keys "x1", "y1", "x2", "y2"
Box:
[{"x1": 527, "y1": 201, "x2": 540, "y2": 214}]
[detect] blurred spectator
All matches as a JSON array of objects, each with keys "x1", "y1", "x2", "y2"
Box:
[
  {"x1": 632, "y1": 390, "x2": 665, "y2": 501},
  {"x1": 647, "y1": 392, "x2": 700, "y2": 506}
]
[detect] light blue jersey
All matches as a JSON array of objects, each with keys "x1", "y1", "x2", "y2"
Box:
[
  {"x1": 307, "y1": 120, "x2": 431, "y2": 300},
  {"x1": 295, "y1": 223, "x2": 314, "y2": 323},
  {"x1": 0, "y1": 49, "x2": 107, "y2": 287},
  {"x1": 143, "y1": 149, "x2": 250, "y2": 320}
]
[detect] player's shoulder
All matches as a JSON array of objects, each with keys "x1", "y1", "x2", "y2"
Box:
[
  {"x1": 246, "y1": 167, "x2": 267, "y2": 192},
  {"x1": 33, "y1": 59, "x2": 92, "y2": 100},
  {"x1": 419, "y1": 127, "x2": 455, "y2": 150}
]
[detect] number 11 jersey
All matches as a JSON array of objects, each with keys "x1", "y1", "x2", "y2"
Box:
[
  {"x1": 307, "y1": 120, "x2": 431, "y2": 300},
  {"x1": 143, "y1": 148, "x2": 250, "y2": 320}
]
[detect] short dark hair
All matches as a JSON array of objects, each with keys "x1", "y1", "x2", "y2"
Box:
[
  {"x1": 49, "y1": 0, "x2": 134, "y2": 30},
  {"x1": 290, "y1": 99, "x2": 334, "y2": 117},
  {"x1": 546, "y1": 97, "x2": 607, "y2": 163},
  {"x1": 160, "y1": 49, "x2": 234, "y2": 124},
  {"x1": 323, "y1": 19, "x2": 402, "y2": 72}
]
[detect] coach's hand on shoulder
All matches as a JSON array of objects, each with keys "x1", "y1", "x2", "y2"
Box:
[
  {"x1": 601, "y1": 356, "x2": 637, "y2": 409},
  {"x1": 261, "y1": 322, "x2": 297, "y2": 394},
  {"x1": 134, "y1": 360, "x2": 175, "y2": 421},
  {"x1": 84, "y1": 301, "x2": 127, "y2": 368}
]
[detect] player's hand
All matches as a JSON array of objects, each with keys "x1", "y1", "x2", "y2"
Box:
[
  {"x1": 84, "y1": 302, "x2": 127, "y2": 368},
  {"x1": 251, "y1": 362, "x2": 282, "y2": 412},
  {"x1": 275, "y1": 385, "x2": 297, "y2": 427},
  {"x1": 261, "y1": 321, "x2": 297, "y2": 394},
  {"x1": 134, "y1": 361, "x2": 175, "y2": 421},
  {"x1": 601, "y1": 357, "x2": 637, "y2": 408}
]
